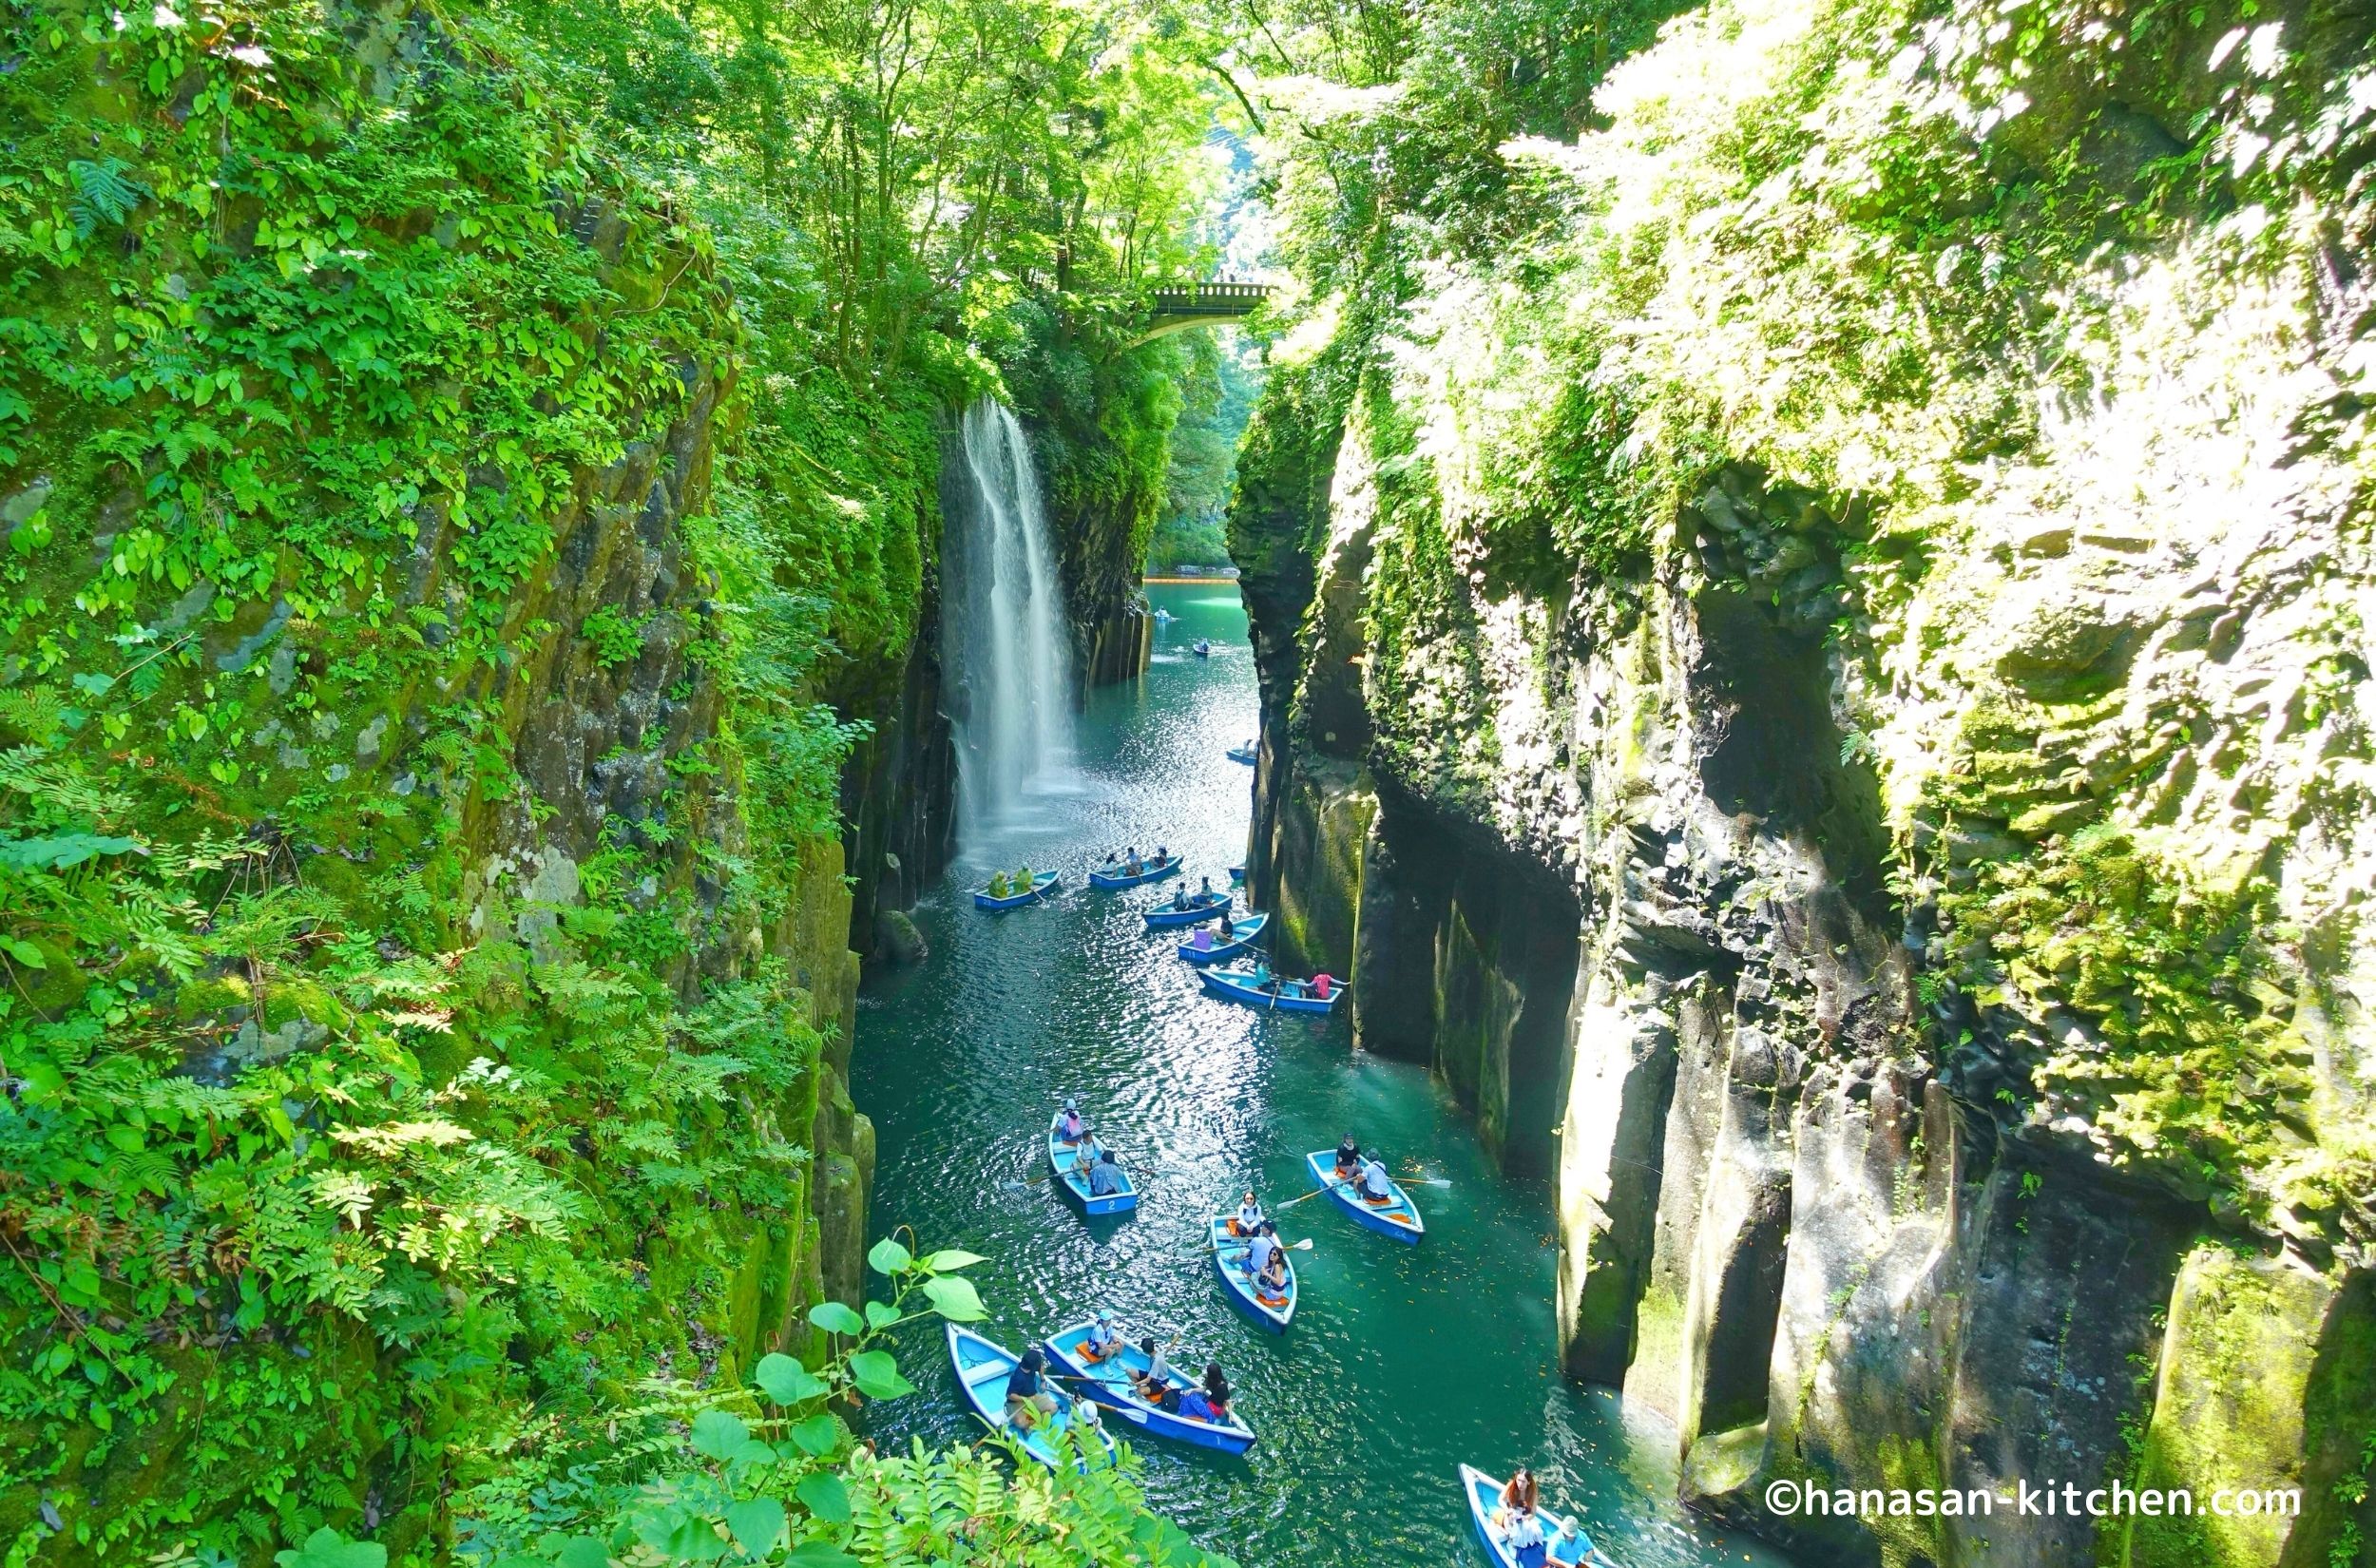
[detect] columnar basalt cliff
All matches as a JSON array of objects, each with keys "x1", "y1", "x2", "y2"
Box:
[{"x1": 1232, "y1": 0, "x2": 2376, "y2": 1559}]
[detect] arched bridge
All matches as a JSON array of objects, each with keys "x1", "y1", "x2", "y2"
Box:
[{"x1": 1131, "y1": 281, "x2": 1274, "y2": 345}]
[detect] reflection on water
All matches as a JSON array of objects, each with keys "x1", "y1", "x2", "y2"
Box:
[{"x1": 852, "y1": 585, "x2": 1793, "y2": 1568}]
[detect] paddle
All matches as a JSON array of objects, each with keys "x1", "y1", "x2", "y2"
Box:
[
  {"x1": 1197, "y1": 1234, "x2": 1313, "y2": 1256},
  {"x1": 1274, "y1": 1177, "x2": 1354, "y2": 1212}
]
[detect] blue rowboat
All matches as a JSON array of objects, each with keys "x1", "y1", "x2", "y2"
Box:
[
  {"x1": 1048, "y1": 1113, "x2": 1138, "y2": 1215},
  {"x1": 1303, "y1": 1149, "x2": 1424, "y2": 1243},
  {"x1": 1178, "y1": 911, "x2": 1270, "y2": 966},
  {"x1": 1042, "y1": 1321, "x2": 1256, "y2": 1454},
  {"x1": 1192, "y1": 640, "x2": 1212, "y2": 658},
  {"x1": 1208, "y1": 1213, "x2": 1294, "y2": 1333},
  {"x1": 1225, "y1": 745, "x2": 1257, "y2": 764},
  {"x1": 1142, "y1": 892, "x2": 1230, "y2": 930},
  {"x1": 1459, "y1": 1464, "x2": 1609, "y2": 1567},
  {"x1": 1198, "y1": 966, "x2": 1342, "y2": 1014},
  {"x1": 1087, "y1": 857, "x2": 1182, "y2": 889},
  {"x1": 1228, "y1": 864, "x2": 1245, "y2": 884},
  {"x1": 974, "y1": 871, "x2": 1059, "y2": 910},
  {"x1": 946, "y1": 1324, "x2": 1118, "y2": 1474}
]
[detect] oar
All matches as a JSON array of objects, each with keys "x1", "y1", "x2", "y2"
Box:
[
  {"x1": 1197, "y1": 1235, "x2": 1313, "y2": 1256},
  {"x1": 1274, "y1": 1178, "x2": 1353, "y2": 1212}
]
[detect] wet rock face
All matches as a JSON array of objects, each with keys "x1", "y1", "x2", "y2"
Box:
[{"x1": 1229, "y1": 401, "x2": 2373, "y2": 1562}]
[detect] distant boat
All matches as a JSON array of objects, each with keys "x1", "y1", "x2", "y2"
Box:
[
  {"x1": 946, "y1": 1324, "x2": 1118, "y2": 1474},
  {"x1": 1191, "y1": 640, "x2": 1212, "y2": 658},
  {"x1": 1458, "y1": 1464, "x2": 1609, "y2": 1567},
  {"x1": 1303, "y1": 1149, "x2": 1423, "y2": 1243},
  {"x1": 1088, "y1": 857, "x2": 1182, "y2": 889},
  {"x1": 1048, "y1": 1113, "x2": 1138, "y2": 1215},
  {"x1": 1042, "y1": 1321, "x2": 1257, "y2": 1454},
  {"x1": 973, "y1": 871, "x2": 1059, "y2": 910},
  {"x1": 1228, "y1": 864, "x2": 1245, "y2": 884},
  {"x1": 1142, "y1": 891, "x2": 1230, "y2": 929},
  {"x1": 1208, "y1": 1213, "x2": 1294, "y2": 1333},
  {"x1": 1224, "y1": 744, "x2": 1257, "y2": 764},
  {"x1": 1198, "y1": 965, "x2": 1342, "y2": 1014},
  {"x1": 1178, "y1": 911, "x2": 1269, "y2": 966},
  {"x1": 1153, "y1": 607, "x2": 1177, "y2": 622}
]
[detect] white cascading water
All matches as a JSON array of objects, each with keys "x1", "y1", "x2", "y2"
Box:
[{"x1": 944, "y1": 398, "x2": 1075, "y2": 841}]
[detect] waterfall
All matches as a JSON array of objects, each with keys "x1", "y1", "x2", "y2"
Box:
[{"x1": 943, "y1": 398, "x2": 1076, "y2": 841}]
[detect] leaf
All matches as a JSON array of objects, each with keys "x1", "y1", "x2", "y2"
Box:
[
  {"x1": 754, "y1": 1352, "x2": 828, "y2": 1406},
  {"x1": 660, "y1": 1516, "x2": 727, "y2": 1563},
  {"x1": 1, "y1": 938, "x2": 45, "y2": 969},
  {"x1": 806, "y1": 1301, "x2": 863, "y2": 1336},
  {"x1": 863, "y1": 1300, "x2": 900, "y2": 1329},
  {"x1": 0, "y1": 832, "x2": 144, "y2": 870},
  {"x1": 690, "y1": 1409, "x2": 749, "y2": 1461},
  {"x1": 865, "y1": 1235, "x2": 911, "y2": 1275},
  {"x1": 845, "y1": 1349, "x2": 913, "y2": 1401},
  {"x1": 723, "y1": 1498, "x2": 784, "y2": 1558},
  {"x1": 785, "y1": 1414, "x2": 841, "y2": 1456},
  {"x1": 553, "y1": 1538, "x2": 610, "y2": 1568},
  {"x1": 921, "y1": 1275, "x2": 985, "y2": 1322},
  {"x1": 794, "y1": 1474, "x2": 851, "y2": 1525},
  {"x1": 782, "y1": 1546, "x2": 860, "y2": 1568},
  {"x1": 274, "y1": 1529, "x2": 387, "y2": 1568},
  {"x1": 923, "y1": 1249, "x2": 988, "y2": 1272}
]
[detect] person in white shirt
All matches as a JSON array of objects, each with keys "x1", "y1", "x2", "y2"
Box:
[
  {"x1": 1081, "y1": 1310, "x2": 1123, "y2": 1364},
  {"x1": 1129, "y1": 1336, "x2": 1174, "y2": 1402},
  {"x1": 1231, "y1": 1192, "x2": 1263, "y2": 1236},
  {"x1": 1245, "y1": 1224, "x2": 1278, "y2": 1278},
  {"x1": 1356, "y1": 1154, "x2": 1393, "y2": 1204}
]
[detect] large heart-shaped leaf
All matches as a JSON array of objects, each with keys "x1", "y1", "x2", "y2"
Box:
[
  {"x1": 551, "y1": 1537, "x2": 608, "y2": 1568},
  {"x1": 865, "y1": 1236, "x2": 911, "y2": 1276},
  {"x1": 806, "y1": 1301, "x2": 864, "y2": 1337},
  {"x1": 690, "y1": 1409, "x2": 749, "y2": 1461},
  {"x1": 274, "y1": 1529, "x2": 386, "y2": 1568},
  {"x1": 660, "y1": 1515, "x2": 728, "y2": 1563},
  {"x1": 723, "y1": 1498, "x2": 784, "y2": 1559},
  {"x1": 863, "y1": 1300, "x2": 900, "y2": 1330},
  {"x1": 921, "y1": 1275, "x2": 985, "y2": 1322},
  {"x1": 845, "y1": 1349, "x2": 914, "y2": 1401},
  {"x1": 785, "y1": 1414, "x2": 842, "y2": 1456},
  {"x1": 783, "y1": 1545, "x2": 860, "y2": 1568},
  {"x1": 922, "y1": 1249, "x2": 987, "y2": 1272},
  {"x1": 795, "y1": 1473, "x2": 851, "y2": 1524},
  {"x1": 754, "y1": 1353, "x2": 826, "y2": 1406}
]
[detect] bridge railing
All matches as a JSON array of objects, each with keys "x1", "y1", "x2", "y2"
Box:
[{"x1": 1148, "y1": 281, "x2": 1274, "y2": 315}]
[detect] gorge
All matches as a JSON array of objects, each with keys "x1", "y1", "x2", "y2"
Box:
[{"x1": 2, "y1": 0, "x2": 2370, "y2": 1565}]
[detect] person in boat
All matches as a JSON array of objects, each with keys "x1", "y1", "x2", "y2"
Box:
[
  {"x1": 1255, "y1": 1248, "x2": 1290, "y2": 1306},
  {"x1": 1244, "y1": 1221, "x2": 1278, "y2": 1279},
  {"x1": 987, "y1": 870, "x2": 1010, "y2": 898},
  {"x1": 1124, "y1": 848, "x2": 1143, "y2": 876},
  {"x1": 1175, "y1": 1382, "x2": 1217, "y2": 1423},
  {"x1": 1229, "y1": 1191, "x2": 1264, "y2": 1236},
  {"x1": 1198, "y1": 874, "x2": 1215, "y2": 902},
  {"x1": 1333, "y1": 1134, "x2": 1363, "y2": 1180},
  {"x1": 1086, "y1": 1148, "x2": 1126, "y2": 1197},
  {"x1": 1005, "y1": 1347, "x2": 1058, "y2": 1430},
  {"x1": 1501, "y1": 1501, "x2": 1550, "y2": 1568},
  {"x1": 1014, "y1": 864, "x2": 1032, "y2": 892},
  {"x1": 1217, "y1": 908, "x2": 1236, "y2": 940},
  {"x1": 1201, "y1": 1364, "x2": 1233, "y2": 1420},
  {"x1": 1128, "y1": 1336, "x2": 1175, "y2": 1403},
  {"x1": 1498, "y1": 1469, "x2": 1542, "y2": 1517},
  {"x1": 1312, "y1": 971, "x2": 1334, "y2": 1001},
  {"x1": 1356, "y1": 1151, "x2": 1394, "y2": 1204},
  {"x1": 1154, "y1": 844, "x2": 1170, "y2": 866},
  {"x1": 1057, "y1": 1101, "x2": 1084, "y2": 1145},
  {"x1": 1081, "y1": 1310, "x2": 1123, "y2": 1364},
  {"x1": 1170, "y1": 884, "x2": 1191, "y2": 911}
]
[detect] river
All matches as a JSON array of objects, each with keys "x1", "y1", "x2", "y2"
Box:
[{"x1": 852, "y1": 583, "x2": 1794, "y2": 1568}]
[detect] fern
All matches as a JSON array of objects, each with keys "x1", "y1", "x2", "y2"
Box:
[{"x1": 66, "y1": 157, "x2": 151, "y2": 239}]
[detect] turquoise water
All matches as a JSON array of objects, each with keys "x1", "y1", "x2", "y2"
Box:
[{"x1": 851, "y1": 583, "x2": 1792, "y2": 1568}]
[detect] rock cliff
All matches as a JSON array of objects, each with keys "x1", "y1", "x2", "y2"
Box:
[{"x1": 1232, "y1": 0, "x2": 2376, "y2": 1559}]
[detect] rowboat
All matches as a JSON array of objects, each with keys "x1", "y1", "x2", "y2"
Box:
[
  {"x1": 1198, "y1": 966, "x2": 1342, "y2": 1014},
  {"x1": 1048, "y1": 1113, "x2": 1138, "y2": 1215},
  {"x1": 945, "y1": 1324, "x2": 1118, "y2": 1473},
  {"x1": 1459, "y1": 1464, "x2": 1609, "y2": 1567},
  {"x1": 1142, "y1": 892, "x2": 1230, "y2": 929},
  {"x1": 1207, "y1": 1213, "x2": 1294, "y2": 1333},
  {"x1": 1178, "y1": 911, "x2": 1269, "y2": 966},
  {"x1": 1302, "y1": 1150, "x2": 1424, "y2": 1243},
  {"x1": 974, "y1": 871, "x2": 1059, "y2": 910},
  {"x1": 1227, "y1": 865, "x2": 1245, "y2": 884},
  {"x1": 1192, "y1": 640, "x2": 1212, "y2": 658},
  {"x1": 1225, "y1": 745, "x2": 1257, "y2": 764},
  {"x1": 1087, "y1": 857, "x2": 1182, "y2": 889},
  {"x1": 1042, "y1": 1321, "x2": 1257, "y2": 1454}
]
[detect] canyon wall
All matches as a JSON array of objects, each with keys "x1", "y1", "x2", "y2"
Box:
[{"x1": 1232, "y1": 0, "x2": 2376, "y2": 1558}]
